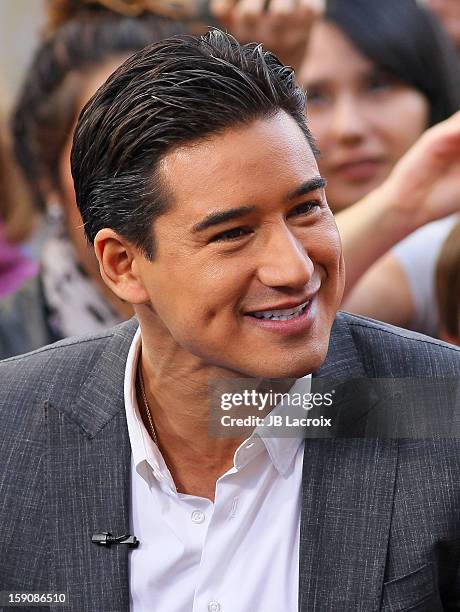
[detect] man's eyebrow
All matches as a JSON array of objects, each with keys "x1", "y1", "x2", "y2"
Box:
[
  {"x1": 191, "y1": 177, "x2": 326, "y2": 234},
  {"x1": 192, "y1": 205, "x2": 257, "y2": 234},
  {"x1": 285, "y1": 176, "x2": 327, "y2": 202}
]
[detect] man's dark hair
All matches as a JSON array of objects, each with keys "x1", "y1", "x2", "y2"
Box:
[{"x1": 71, "y1": 29, "x2": 316, "y2": 259}]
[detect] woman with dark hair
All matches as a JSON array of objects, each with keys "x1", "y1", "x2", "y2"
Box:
[
  {"x1": 300, "y1": 0, "x2": 460, "y2": 212},
  {"x1": 0, "y1": 0, "x2": 191, "y2": 358},
  {"x1": 298, "y1": 0, "x2": 460, "y2": 337}
]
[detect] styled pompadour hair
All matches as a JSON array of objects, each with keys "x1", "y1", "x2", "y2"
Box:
[{"x1": 71, "y1": 29, "x2": 316, "y2": 259}]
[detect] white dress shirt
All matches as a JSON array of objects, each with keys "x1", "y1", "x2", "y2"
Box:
[{"x1": 124, "y1": 328, "x2": 309, "y2": 612}]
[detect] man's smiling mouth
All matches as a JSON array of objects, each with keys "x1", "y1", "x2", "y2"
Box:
[{"x1": 248, "y1": 300, "x2": 311, "y2": 321}]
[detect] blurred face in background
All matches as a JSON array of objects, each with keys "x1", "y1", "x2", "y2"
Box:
[
  {"x1": 299, "y1": 21, "x2": 430, "y2": 212},
  {"x1": 58, "y1": 57, "x2": 124, "y2": 276},
  {"x1": 56, "y1": 55, "x2": 133, "y2": 317}
]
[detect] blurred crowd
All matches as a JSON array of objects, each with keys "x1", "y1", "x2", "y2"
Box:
[{"x1": 1, "y1": 0, "x2": 460, "y2": 358}]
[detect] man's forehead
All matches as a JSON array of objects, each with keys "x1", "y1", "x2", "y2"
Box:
[{"x1": 158, "y1": 113, "x2": 319, "y2": 205}]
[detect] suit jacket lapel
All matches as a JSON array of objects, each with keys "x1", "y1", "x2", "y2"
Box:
[
  {"x1": 45, "y1": 319, "x2": 138, "y2": 612},
  {"x1": 299, "y1": 313, "x2": 398, "y2": 611}
]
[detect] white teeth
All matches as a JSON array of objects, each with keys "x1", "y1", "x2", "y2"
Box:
[{"x1": 251, "y1": 300, "x2": 310, "y2": 320}]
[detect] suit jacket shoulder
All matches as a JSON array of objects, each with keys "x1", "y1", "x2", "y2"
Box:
[
  {"x1": 0, "y1": 317, "x2": 138, "y2": 468},
  {"x1": 0, "y1": 318, "x2": 133, "y2": 409},
  {"x1": 333, "y1": 311, "x2": 460, "y2": 377}
]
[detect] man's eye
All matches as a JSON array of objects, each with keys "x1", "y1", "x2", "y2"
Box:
[
  {"x1": 210, "y1": 227, "x2": 251, "y2": 243},
  {"x1": 288, "y1": 201, "x2": 321, "y2": 218}
]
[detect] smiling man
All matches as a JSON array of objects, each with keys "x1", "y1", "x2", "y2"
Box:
[{"x1": 1, "y1": 30, "x2": 460, "y2": 612}]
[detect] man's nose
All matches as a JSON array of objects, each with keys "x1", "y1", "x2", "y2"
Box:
[
  {"x1": 256, "y1": 225, "x2": 314, "y2": 289},
  {"x1": 330, "y1": 93, "x2": 367, "y2": 144}
]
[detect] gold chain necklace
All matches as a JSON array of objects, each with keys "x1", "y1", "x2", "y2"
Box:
[{"x1": 137, "y1": 358, "x2": 158, "y2": 446}]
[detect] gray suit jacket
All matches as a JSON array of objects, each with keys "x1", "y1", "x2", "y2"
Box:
[{"x1": 1, "y1": 312, "x2": 460, "y2": 611}]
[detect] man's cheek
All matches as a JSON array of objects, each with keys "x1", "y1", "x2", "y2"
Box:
[{"x1": 324, "y1": 225, "x2": 343, "y2": 262}]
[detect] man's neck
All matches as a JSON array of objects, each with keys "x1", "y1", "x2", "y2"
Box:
[
  {"x1": 136, "y1": 366, "x2": 247, "y2": 500},
  {"x1": 136, "y1": 336, "x2": 249, "y2": 499},
  {"x1": 135, "y1": 313, "x2": 295, "y2": 500}
]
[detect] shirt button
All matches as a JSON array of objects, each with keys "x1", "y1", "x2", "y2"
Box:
[
  {"x1": 208, "y1": 602, "x2": 221, "y2": 612},
  {"x1": 191, "y1": 510, "x2": 205, "y2": 524},
  {"x1": 245, "y1": 441, "x2": 255, "y2": 449}
]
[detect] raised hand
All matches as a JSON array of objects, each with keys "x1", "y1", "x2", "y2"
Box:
[
  {"x1": 210, "y1": 0, "x2": 324, "y2": 70},
  {"x1": 383, "y1": 109, "x2": 460, "y2": 227}
]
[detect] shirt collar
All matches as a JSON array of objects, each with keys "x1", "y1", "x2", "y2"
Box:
[{"x1": 233, "y1": 375, "x2": 310, "y2": 476}]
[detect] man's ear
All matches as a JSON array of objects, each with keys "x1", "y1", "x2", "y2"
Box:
[{"x1": 94, "y1": 228, "x2": 150, "y2": 305}]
